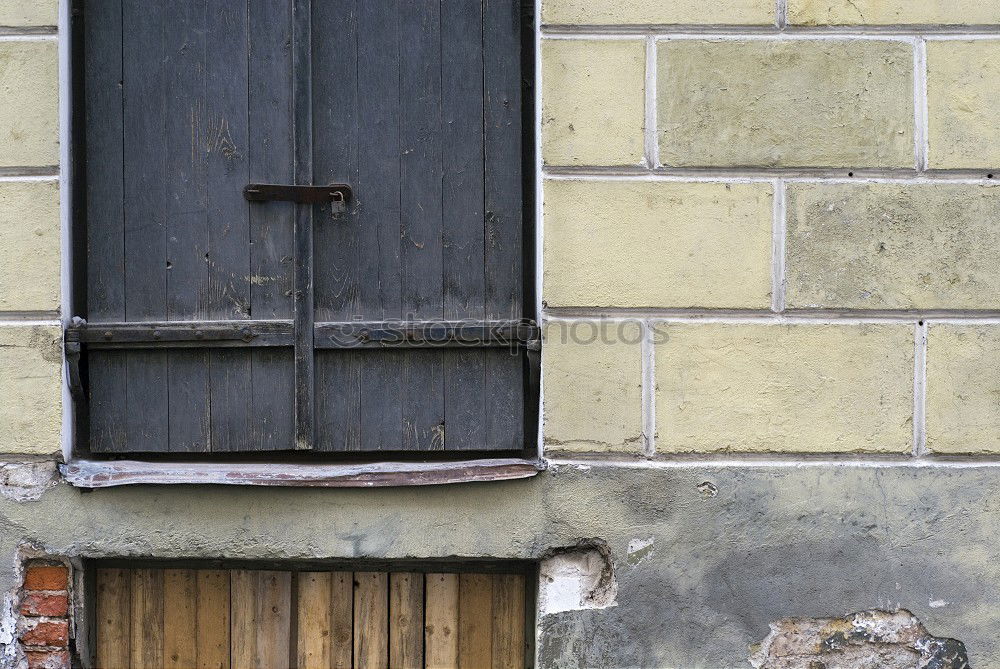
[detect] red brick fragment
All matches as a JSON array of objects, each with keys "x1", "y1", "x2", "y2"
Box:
[
  {"x1": 26, "y1": 650, "x2": 70, "y2": 669},
  {"x1": 20, "y1": 592, "x2": 68, "y2": 617},
  {"x1": 23, "y1": 566, "x2": 68, "y2": 592},
  {"x1": 20, "y1": 621, "x2": 68, "y2": 647}
]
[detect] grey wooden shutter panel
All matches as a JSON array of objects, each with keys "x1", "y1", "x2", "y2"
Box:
[{"x1": 76, "y1": 0, "x2": 534, "y2": 455}]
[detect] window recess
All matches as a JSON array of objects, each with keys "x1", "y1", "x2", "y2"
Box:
[{"x1": 69, "y1": 0, "x2": 537, "y2": 457}]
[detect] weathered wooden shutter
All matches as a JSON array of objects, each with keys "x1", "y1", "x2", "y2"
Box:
[{"x1": 72, "y1": 0, "x2": 536, "y2": 455}]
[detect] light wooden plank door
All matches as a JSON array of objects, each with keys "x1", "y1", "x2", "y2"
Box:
[{"x1": 95, "y1": 568, "x2": 528, "y2": 669}]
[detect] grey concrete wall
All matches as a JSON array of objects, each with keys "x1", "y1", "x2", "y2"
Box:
[{"x1": 0, "y1": 462, "x2": 993, "y2": 668}]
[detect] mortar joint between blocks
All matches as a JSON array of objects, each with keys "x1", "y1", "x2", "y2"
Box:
[
  {"x1": 641, "y1": 320, "x2": 656, "y2": 457},
  {"x1": 913, "y1": 321, "x2": 929, "y2": 457}
]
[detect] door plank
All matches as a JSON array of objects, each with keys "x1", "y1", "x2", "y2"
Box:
[
  {"x1": 389, "y1": 572, "x2": 424, "y2": 669},
  {"x1": 297, "y1": 572, "x2": 332, "y2": 669},
  {"x1": 84, "y1": 0, "x2": 125, "y2": 323},
  {"x1": 196, "y1": 570, "x2": 230, "y2": 669},
  {"x1": 491, "y1": 574, "x2": 526, "y2": 669},
  {"x1": 255, "y1": 571, "x2": 292, "y2": 669},
  {"x1": 96, "y1": 568, "x2": 130, "y2": 669},
  {"x1": 164, "y1": 569, "x2": 198, "y2": 669},
  {"x1": 130, "y1": 568, "x2": 165, "y2": 669},
  {"x1": 330, "y1": 571, "x2": 354, "y2": 669},
  {"x1": 354, "y1": 572, "x2": 389, "y2": 669},
  {"x1": 458, "y1": 573, "x2": 493, "y2": 669},
  {"x1": 230, "y1": 570, "x2": 257, "y2": 669},
  {"x1": 425, "y1": 573, "x2": 460, "y2": 669}
]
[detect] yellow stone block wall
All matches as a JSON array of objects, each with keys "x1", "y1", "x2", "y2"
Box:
[
  {"x1": 0, "y1": 9, "x2": 62, "y2": 456},
  {"x1": 541, "y1": 1, "x2": 1000, "y2": 457}
]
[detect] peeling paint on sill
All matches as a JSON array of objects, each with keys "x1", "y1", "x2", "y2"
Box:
[{"x1": 59, "y1": 458, "x2": 545, "y2": 488}]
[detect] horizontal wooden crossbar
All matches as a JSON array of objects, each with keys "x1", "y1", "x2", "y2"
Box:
[{"x1": 66, "y1": 320, "x2": 541, "y2": 350}]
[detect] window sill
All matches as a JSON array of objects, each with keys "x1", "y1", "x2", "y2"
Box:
[{"x1": 60, "y1": 458, "x2": 545, "y2": 489}]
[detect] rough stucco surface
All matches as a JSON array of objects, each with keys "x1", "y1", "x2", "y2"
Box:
[
  {"x1": 0, "y1": 465, "x2": 996, "y2": 667},
  {"x1": 786, "y1": 183, "x2": 1000, "y2": 310},
  {"x1": 541, "y1": 0, "x2": 775, "y2": 25},
  {"x1": 789, "y1": 0, "x2": 1000, "y2": 25},
  {"x1": 0, "y1": 180, "x2": 60, "y2": 313},
  {"x1": 926, "y1": 41, "x2": 1000, "y2": 170},
  {"x1": 542, "y1": 321, "x2": 644, "y2": 453},
  {"x1": 544, "y1": 180, "x2": 773, "y2": 309},
  {"x1": 0, "y1": 327, "x2": 61, "y2": 457},
  {"x1": 0, "y1": 1, "x2": 57, "y2": 27},
  {"x1": 0, "y1": 41, "x2": 58, "y2": 168},
  {"x1": 658, "y1": 40, "x2": 914, "y2": 168},
  {"x1": 655, "y1": 323, "x2": 914, "y2": 454},
  {"x1": 925, "y1": 325, "x2": 1000, "y2": 455},
  {"x1": 541, "y1": 40, "x2": 645, "y2": 166}
]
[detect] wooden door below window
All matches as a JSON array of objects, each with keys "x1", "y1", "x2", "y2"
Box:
[{"x1": 94, "y1": 567, "x2": 529, "y2": 669}]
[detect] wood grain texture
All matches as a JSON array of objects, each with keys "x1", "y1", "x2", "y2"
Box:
[
  {"x1": 130, "y1": 568, "x2": 164, "y2": 669},
  {"x1": 491, "y1": 574, "x2": 526, "y2": 669},
  {"x1": 297, "y1": 572, "x2": 332, "y2": 669},
  {"x1": 96, "y1": 568, "x2": 130, "y2": 669},
  {"x1": 330, "y1": 572, "x2": 354, "y2": 669},
  {"x1": 458, "y1": 573, "x2": 493, "y2": 669},
  {"x1": 163, "y1": 569, "x2": 198, "y2": 669},
  {"x1": 353, "y1": 572, "x2": 389, "y2": 669},
  {"x1": 196, "y1": 570, "x2": 231, "y2": 669},
  {"x1": 255, "y1": 571, "x2": 292, "y2": 669},
  {"x1": 230, "y1": 570, "x2": 257, "y2": 669},
  {"x1": 389, "y1": 573, "x2": 424, "y2": 669},
  {"x1": 425, "y1": 573, "x2": 460, "y2": 669}
]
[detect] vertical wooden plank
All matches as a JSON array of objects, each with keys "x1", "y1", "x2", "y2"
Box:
[
  {"x1": 399, "y1": 0, "x2": 445, "y2": 452},
  {"x1": 311, "y1": 0, "x2": 360, "y2": 453},
  {"x1": 204, "y1": 0, "x2": 253, "y2": 452},
  {"x1": 164, "y1": 569, "x2": 198, "y2": 669},
  {"x1": 491, "y1": 574, "x2": 526, "y2": 669},
  {"x1": 441, "y1": 0, "x2": 487, "y2": 453},
  {"x1": 210, "y1": 349, "x2": 253, "y2": 452},
  {"x1": 249, "y1": 0, "x2": 296, "y2": 452},
  {"x1": 355, "y1": 0, "x2": 403, "y2": 453},
  {"x1": 458, "y1": 573, "x2": 493, "y2": 669},
  {"x1": 124, "y1": 350, "x2": 170, "y2": 453},
  {"x1": 425, "y1": 573, "x2": 460, "y2": 669},
  {"x1": 130, "y1": 568, "x2": 164, "y2": 669},
  {"x1": 230, "y1": 570, "x2": 257, "y2": 669},
  {"x1": 196, "y1": 570, "x2": 230, "y2": 669},
  {"x1": 255, "y1": 571, "x2": 292, "y2": 669},
  {"x1": 312, "y1": 0, "x2": 359, "y2": 324},
  {"x1": 168, "y1": 350, "x2": 211, "y2": 452},
  {"x1": 84, "y1": 0, "x2": 125, "y2": 322},
  {"x1": 163, "y1": 0, "x2": 208, "y2": 323},
  {"x1": 120, "y1": 0, "x2": 170, "y2": 455},
  {"x1": 483, "y1": 0, "x2": 523, "y2": 322},
  {"x1": 484, "y1": 0, "x2": 527, "y2": 454},
  {"x1": 96, "y1": 568, "x2": 130, "y2": 669},
  {"x1": 297, "y1": 572, "x2": 332, "y2": 669},
  {"x1": 162, "y1": 38, "x2": 214, "y2": 440},
  {"x1": 122, "y1": 0, "x2": 167, "y2": 321},
  {"x1": 248, "y1": 0, "x2": 295, "y2": 321},
  {"x1": 330, "y1": 572, "x2": 354, "y2": 669},
  {"x1": 389, "y1": 573, "x2": 423, "y2": 669},
  {"x1": 250, "y1": 348, "x2": 296, "y2": 451},
  {"x1": 354, "y1": 572, "x2": 389, "y2": 669},
  {"x1": 315, "y1": 352, "x2": 362, "y2": 452},
  {"x1": 88, "y1": 352, "x2": 127, "y2": 453}
]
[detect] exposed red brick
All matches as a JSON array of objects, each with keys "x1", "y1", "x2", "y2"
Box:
[
  {"x1": 20, "y1": 621, "x2": 68, "y2": 648},
  {"x1": 23, "y1": 566, "x2": 68, "y2": 592},
  {"x1": 20, "y1": 592, "x2": 68, "y2": 617},
  {"x1": 26, "y1": 650, "x2": 70, "y2": 669}
]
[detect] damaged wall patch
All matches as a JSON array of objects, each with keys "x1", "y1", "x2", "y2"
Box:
[{"x1": 750, "y1": 609, "x2": 970, "y2": 669}]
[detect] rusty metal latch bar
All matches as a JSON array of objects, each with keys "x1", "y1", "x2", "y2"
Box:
[{"x1": 243, "y1": 183, "x2": 351, "y2": 213}]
